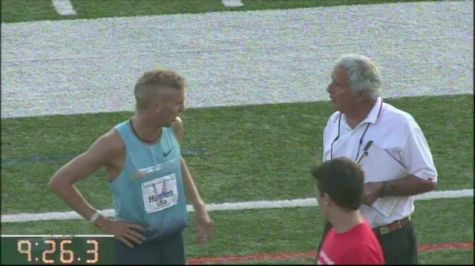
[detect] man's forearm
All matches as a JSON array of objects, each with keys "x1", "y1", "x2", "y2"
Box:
[
  {"x1": 180, "y1": 158, "x2": 206, "y2": 211},
  {"x1": 49, "y1": 177, "x2": 100, "y2": 222},
  {"x1": 381, "y1": 174, "x2": 437, "y2": 197}
]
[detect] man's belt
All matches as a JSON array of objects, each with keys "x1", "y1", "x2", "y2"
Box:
[{"x1": 373, "y1": 216, "x2": 411, "y2": 235}]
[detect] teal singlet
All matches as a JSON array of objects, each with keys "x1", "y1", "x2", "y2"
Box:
[{"x1": 110, "y1": 120, "x2": 188, "y2": 241}]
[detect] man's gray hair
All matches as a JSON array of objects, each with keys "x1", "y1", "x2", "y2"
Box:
[{"x1": 334, "y1": 54, "x2": 382, "y2": 99}]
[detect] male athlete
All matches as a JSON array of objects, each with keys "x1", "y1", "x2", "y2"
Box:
[{"x1": 49, "y1": 69, "x2": 214, "y2": 264}]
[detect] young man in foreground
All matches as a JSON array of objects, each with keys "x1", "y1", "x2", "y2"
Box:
[{"x1": 312, "y1": 157, "x2": 385, "y2": 265}]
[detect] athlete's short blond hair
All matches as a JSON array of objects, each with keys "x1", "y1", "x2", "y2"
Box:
[{"x1": 134, "y1": 69, "x2": 186, "y2": 112}]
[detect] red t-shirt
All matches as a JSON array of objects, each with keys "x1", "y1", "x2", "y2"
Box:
[{"x1": 316, "y1": 221, "x2": 385, "y2": 265}]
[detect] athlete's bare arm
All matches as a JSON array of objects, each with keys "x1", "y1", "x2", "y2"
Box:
[
  {"x1": 172, "y1": 117, "x2": 214, "y2": 244},
  {"x1": 48, "y1": 130, "x2": 146, "y2": 248}
]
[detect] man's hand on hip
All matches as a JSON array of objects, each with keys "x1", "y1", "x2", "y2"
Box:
[{"x1": 96, "y1": 217, "x2": 146, "y2": 248}]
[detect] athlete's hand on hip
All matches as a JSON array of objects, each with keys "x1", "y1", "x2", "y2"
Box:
[
  {"x1": 196, "y1": 209, "x2": 214, "y2": 244},
  {"x1": 363, "y1": 182, "x2": 384, "y2": 205},
  {"x1": 97, "y1": 218, "x2": 146, "y2": 248}
]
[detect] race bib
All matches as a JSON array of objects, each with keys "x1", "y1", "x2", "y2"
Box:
[{"x1": 141, "y1": 174, "x2": 179, "y2": 214}]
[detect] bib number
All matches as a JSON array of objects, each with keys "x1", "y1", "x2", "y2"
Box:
[{"x1": 141, "y1": 174, "x2": 178, "y2": 214}]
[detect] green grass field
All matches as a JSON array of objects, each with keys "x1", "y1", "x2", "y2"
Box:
[
  {"x1": 2, "y1": 95, "x2": 473, "y2": 213},
  {"x1": 1, "y1": 0, "x2": 473, "y2": 264},
  {"x1": 2, "y1": 95, "x2": 473, "y2": 264}
]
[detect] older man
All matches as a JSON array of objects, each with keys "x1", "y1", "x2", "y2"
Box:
[
  {"x1": 49, "y1": 69, "x2": 214, "y2": 265},
  {"x1": 320, "y1": 54, "x2": 437, "y2": 264}
]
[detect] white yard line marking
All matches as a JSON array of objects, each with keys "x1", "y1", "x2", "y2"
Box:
[
  {"x1": 222, "y1": 0, "x2": 244, "y2": 8},
  {"x1": 1, "y1": 189, "x2": 472, "y2": 223},
  {"x1": 51, "y1": 0, "x2": 77, "y2": 16}
]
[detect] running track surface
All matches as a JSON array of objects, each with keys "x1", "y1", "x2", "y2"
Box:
[
  {"x1": 1, "y1": 1, "x2": 473, "y2": 118},
  {"x1": 187, "y1": 242, "x2": 474, "y2": 264}
]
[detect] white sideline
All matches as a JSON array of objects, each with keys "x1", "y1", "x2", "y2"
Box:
[
  {"x1": 51, "y1": 0, "x2": 77, "y2": 16},
  {"x1": 1, "y1": 189, "x2": 472, "y2": 223}
]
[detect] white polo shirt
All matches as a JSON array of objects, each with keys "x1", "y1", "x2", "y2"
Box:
[{"x1": 322, "y1": 97, "x2": 438, "y2": 227}]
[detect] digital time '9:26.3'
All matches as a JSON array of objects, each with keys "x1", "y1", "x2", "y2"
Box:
[{"x1": 1, "y1": 235, "x2": 115, "y2": 265}]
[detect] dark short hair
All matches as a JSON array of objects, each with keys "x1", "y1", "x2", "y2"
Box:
[{"x1": 311, "y1": 157, "x2": 364, "y2": 210}]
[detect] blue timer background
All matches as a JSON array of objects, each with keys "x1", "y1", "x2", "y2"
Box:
[{"x1": 1, "y1": 236, "x2": 116, "y2": 265}]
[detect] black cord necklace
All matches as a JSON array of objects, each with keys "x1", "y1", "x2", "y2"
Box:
[{"x1": 329, "y1": 100, "x2": 383, "y2": 160}]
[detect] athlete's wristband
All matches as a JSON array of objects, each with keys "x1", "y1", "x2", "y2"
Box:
[{"x1": 89, "y1": 211, "x2": 101, "y2": 224}]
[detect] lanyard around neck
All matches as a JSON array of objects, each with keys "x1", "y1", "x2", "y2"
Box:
[{"x1": 330, "y1": 100, "x2": 383, "y2": 161}]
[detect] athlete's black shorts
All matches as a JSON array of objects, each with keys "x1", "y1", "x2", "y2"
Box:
[{"x1": 114, "y1": 231, "x2": 185, "y2": 265}]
